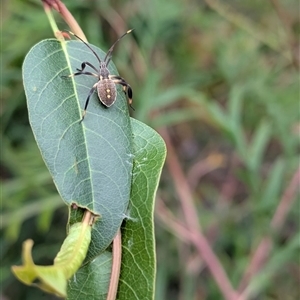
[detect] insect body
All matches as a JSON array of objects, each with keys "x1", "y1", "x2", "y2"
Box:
[{"x1": 64, "y1": 30, "x2": 134, "y2": 121}]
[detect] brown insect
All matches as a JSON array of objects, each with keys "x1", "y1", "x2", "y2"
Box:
[{"x1": 64, "y1": 30, "x2": 134, "y2": 121}]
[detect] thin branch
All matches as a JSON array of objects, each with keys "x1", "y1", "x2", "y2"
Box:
[
  {"x1": 271, "y1": 168, "x2": 300, "y2": 230},
  {"x1": 156, "y1": 199, "x2": 195, "y2": 244},
  {"x1": 107, "y1": 230, "x2": 122, "y2": 300},
  {"x1": 159, "y1": 128, "x2": 239, "y2": 300},
  {"x1": 159, "y1": 128, "x2": 201, "y2": 232},
  {"x1": 42, "y1": 0, "x2": 87, "y2": 41}
]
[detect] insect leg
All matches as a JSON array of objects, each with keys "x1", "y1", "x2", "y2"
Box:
[
  {"x1": 110, "y1": 75, "x2": 134, "y2": 110},
  {"x1": 80, "y1": 82, "x2": 98, "y2": 122},
  {"x1": 76, "y1": 62, "x2": 99, "y2": 73},
  {"x1": 63, "y1": 71, "x2": 98, "y2": 79}
]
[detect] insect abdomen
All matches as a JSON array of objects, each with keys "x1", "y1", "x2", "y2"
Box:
[{"x1": 97, "y1": 79, "x2": 117, "y2": 107}]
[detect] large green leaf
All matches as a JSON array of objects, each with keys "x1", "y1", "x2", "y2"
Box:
[
  {"x1": 67, "y1": 119, "x2": 166, "y2": 299},
  {"x1": 23, "y1": 37, "x2": 166, "y2": 299},
  {"x1": 118, "y1": 118, "x2": 166, "y2": 300},
  {"x1": 23, "y1": 39, "x2": 133, "y2": 260}
]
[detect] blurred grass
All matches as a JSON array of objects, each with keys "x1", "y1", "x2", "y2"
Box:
[{"x1": 1, "y1": 0, "x2": 299, "y2": 299}]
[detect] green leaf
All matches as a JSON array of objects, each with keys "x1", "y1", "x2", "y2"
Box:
[
  {"x1": 67, "y1": 251, "x2": 112, "y2": 299},
  {"x1": 258, "y1": 158, "x2": 285, "y2": 210},
  {"x1": 118, "y1": 118, "x2": 166, "y2": 300},
  {"x1": 247, "y1": 120, "x2": 272, "y2": 172},
  {"x1": 227, "y1": 85, "x2": 247, "y2": 160},
  {"x1": 23, "y1": 38, "x2": 166, "y2": 299},
  {"x1": 67, "y1": 119, "x2": 166, "y2": 299},
  {"x1": 23, "y1": 39, "x2": 134, "y2": 260},
  {"x1": 12, "y1": 222, "x2": 91, "y2": 298}
]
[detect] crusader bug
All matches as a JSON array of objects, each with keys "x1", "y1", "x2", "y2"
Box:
[{"x1": 63, "y1": 30, "x2": 134, "y2": 121}]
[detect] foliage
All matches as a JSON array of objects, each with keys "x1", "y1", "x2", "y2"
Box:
[
  {"x1": 1, "y1": 0, "x2": 299, "y2": 299},
  {"x1": 23, "y1": 38, "x2": 134, "y2": 259}
]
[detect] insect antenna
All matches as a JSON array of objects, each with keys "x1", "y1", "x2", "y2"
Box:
[
  {"x1": 104, "y1": 29, "x2": 134, "y2": 65},
  {"x1": 66, "y1": 31, "x2": 102, "y2": 65}
]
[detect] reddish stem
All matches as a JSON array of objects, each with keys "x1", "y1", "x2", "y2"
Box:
[{"x1": 159, "y1": 128, "x2": 239, "y2": 300}]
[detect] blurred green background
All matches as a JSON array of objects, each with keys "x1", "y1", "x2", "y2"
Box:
[{"x1": 1, "y1": 0, "x2": 299, "y2": 299}]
